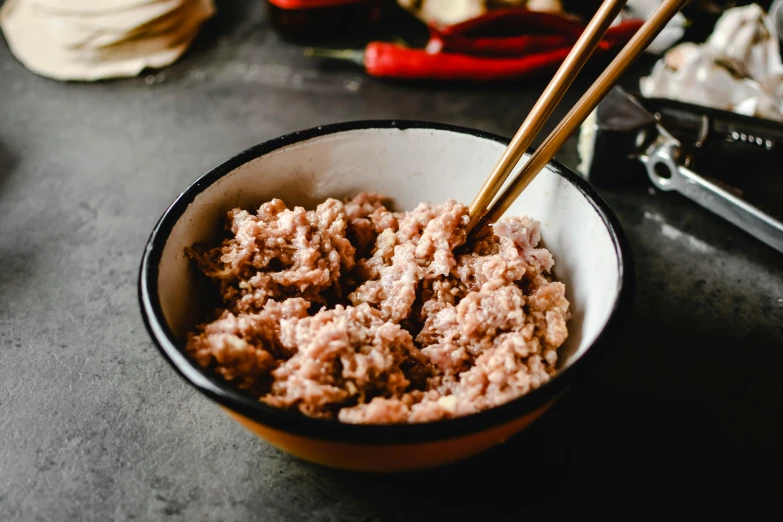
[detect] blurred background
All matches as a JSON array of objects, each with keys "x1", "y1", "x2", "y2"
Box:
[{"x1": 1, "y1": 1, "x2": 782, "y2": 520}]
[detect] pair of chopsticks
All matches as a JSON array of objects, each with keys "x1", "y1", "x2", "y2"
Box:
[{"x1": 467, "y1": 0, "x2": 688, "y2": 236}]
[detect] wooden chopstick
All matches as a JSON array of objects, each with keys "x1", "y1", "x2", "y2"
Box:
[
  {"x1": 468, "y1": 0, "x2": 688, "y2": 237},
  {"x1": 467, "y1": 0, "x2": 629, "y2": 232}
]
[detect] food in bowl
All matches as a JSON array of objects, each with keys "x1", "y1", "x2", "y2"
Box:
[
  {"x1": 185, "y1": 192, "x2": 570, "y2": 424},
  {"x1": 140, "y1": 121, "x2": 633, "y2": 471}
]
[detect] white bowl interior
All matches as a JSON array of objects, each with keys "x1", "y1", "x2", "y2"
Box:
[{"x1": 156, "y1": 127, "x2": 621, "y2": 371}]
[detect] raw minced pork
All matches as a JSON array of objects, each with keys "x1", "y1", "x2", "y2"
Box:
[{"x1": 185, "y1": 193, "x2": 569, "y2": 424}]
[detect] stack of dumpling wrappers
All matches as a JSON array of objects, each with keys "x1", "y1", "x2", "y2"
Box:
[{"x1": 0, "y1": 0, "x2": 215, "y2": 81}]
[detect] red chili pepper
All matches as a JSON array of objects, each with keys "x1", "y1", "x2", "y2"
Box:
[
  {"x1": 363, "y1": 42, "x2": 572, "y2": 81},
  {"x1": 426, "y1": 33, "x2": 574, "y2": 56},
  {"x1": 303, "y1": 14, "x2": 643, "y2": 81},
  {"x1": 268, "y1": 0, "x2": 373, "y2": 8},
  {"x1": 600, "y1": 20, "x2": 645, "y2": 50},
  {"x1": 437, "y1": 8, "x2": 585, "y2": 39},
  {"x1": 428, "y1": 10, "x2": 644, "y2": 57}
]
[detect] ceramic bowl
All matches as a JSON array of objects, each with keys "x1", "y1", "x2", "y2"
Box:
[{"x1": 139, "y1": 121, "x2": 634, "y2": 472}]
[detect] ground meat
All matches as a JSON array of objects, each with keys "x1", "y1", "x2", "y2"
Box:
[
  {"x1": 187, "y1": 198, "x2": 355, "y2": 314},
  {"x1": 185, "y1": 193, "x2": 570, "y2": 424}
]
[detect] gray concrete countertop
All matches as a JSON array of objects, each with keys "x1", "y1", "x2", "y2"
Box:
[{"x1": 1, "y1": 2, "x2": 781, "y2": 520}]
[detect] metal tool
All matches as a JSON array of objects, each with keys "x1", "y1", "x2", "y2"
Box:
[
  {"x1": 641, "y1": 124, "x2": 783, "y2": 253},
  {"x1": 579, "y1": 86, "x2": 783, "y2": 254}
]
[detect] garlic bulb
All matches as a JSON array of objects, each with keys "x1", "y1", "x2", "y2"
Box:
[{"x1": 641, "y1": 4, "x2": 783, "y2": 121}]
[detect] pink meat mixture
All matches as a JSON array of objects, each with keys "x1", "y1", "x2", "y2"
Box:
[{"x1": 186, "y1": 193, "x2": 570, "y2": 424}]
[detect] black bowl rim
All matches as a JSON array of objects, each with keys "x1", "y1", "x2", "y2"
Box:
[{"x1": 138, "y1": 120, "x2": 635, "y2": 445}]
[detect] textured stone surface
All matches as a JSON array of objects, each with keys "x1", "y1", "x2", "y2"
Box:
[{"x1": 1, "y1": 1, "x2": 781, "y2": 520}]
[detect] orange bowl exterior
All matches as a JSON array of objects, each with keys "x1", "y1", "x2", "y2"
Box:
[{"x1": 222, "y1": 399, "x2": 556, "y2": 472}]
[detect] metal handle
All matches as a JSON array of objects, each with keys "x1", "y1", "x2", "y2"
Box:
[{"x1": 641, "y1": 127, "x2": 783, "y2": 254}]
